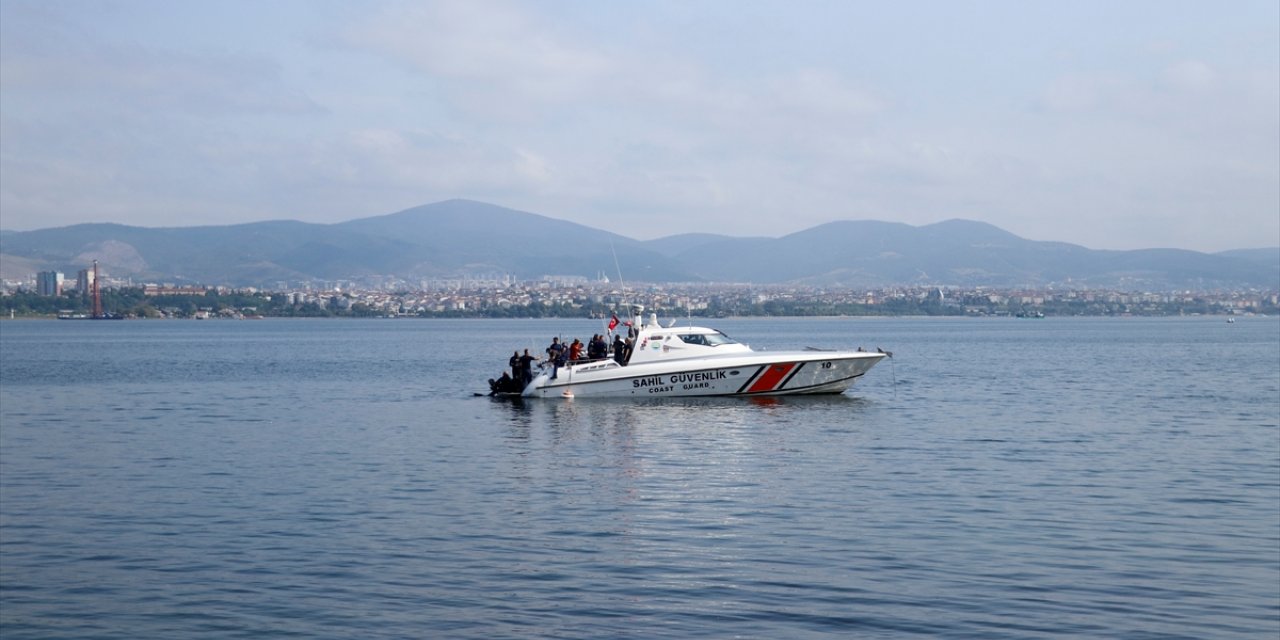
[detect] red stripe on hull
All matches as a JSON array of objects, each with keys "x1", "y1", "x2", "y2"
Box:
[{"x1": 746, "y1": 362, "x2": 796, "y2": 393}]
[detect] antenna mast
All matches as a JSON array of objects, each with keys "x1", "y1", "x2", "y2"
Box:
[
  {"x1": 609, "y1": 241, "x2": 636, "y2": 336},
  {"x1": 610, "y1": 241, "x2": 626, "y2": 293}
]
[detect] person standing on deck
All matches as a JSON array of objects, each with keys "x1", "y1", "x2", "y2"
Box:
[
  {"x1": 518, "y1": 349, "x2": 537, "y2": 386},
  {"x1": 546, "y1": 337, "x2": 566, "y2": 379},
  {"x1": 612, "y1": 335, "x2": 626, "y2": 364}
]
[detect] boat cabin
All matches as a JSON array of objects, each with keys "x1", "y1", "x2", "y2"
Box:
[{"x1": 624, "y1": 311, "x2": 751, "y2": 365}]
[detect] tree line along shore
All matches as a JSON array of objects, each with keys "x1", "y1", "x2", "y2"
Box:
[{"x1": 2, "y1": 286, "x2": 1276, "y2": 319}]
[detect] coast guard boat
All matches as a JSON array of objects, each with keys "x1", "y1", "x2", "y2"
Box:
[{"x1": 516, "y1": 307, "x2": 887, "y2": 399}]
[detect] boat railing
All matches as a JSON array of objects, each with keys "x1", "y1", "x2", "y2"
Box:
[
  {"x1": 571, "y1": 357, "x2": 621, "y2": 371},
  {"x1": 536, "y1": 354, "x2": 623, "y2": 372}
]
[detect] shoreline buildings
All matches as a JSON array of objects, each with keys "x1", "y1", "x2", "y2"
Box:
[{"x1": 35, "y1": 271, "x2": 63, "y2": 296}]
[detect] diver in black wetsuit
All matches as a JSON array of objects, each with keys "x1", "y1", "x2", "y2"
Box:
[{"x1": 488, "y1": 372, "x2": 516, "y2": 395}]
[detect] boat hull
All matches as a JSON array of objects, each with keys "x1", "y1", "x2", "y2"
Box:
[{"x1": 522, "y1": 351, "x2": 884, "y2": 399}]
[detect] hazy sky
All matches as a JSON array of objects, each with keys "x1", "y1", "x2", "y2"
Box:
[{"x1": 1, "y1": 0, "x2": 1277, "y2": 251}]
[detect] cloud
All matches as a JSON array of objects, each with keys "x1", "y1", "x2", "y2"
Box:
[
  {"x1": 769, "y1": 69, "x2": 887, "y2": 118},
  {"x1": 1037, "y1": 73, "x2": 1124, "y2": 112},
  {"x1": 0, "y1": 1, "x2": 1275, "y2": 252},
  {"x1": 1161, "y1": 59, "x2": 1215, "y2": 92},
  {"x1": 342, "y1": 0, "x2": 612, "y2": 119},
  {"x1": 0, "y1": 3, "x2": 318, "y2": 118},
  {"x1": 327, "y1": 0, "x2": 899, "y2": 235},
  {"x1": 351, "y1": 1, "x2": 610, "y2": 81},
  {"x1": 342, "y1": 1, "x2": 888, "y2": 131}
]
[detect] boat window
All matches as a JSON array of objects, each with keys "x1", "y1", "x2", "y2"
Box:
[
  {"x1": 678, "y1": 331, "x2": 738, "y2": 346},
  {"x1": 704, "y1": 331, "x2": 738, "y2": 345}
]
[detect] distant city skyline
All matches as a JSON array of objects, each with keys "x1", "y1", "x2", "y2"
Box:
[{"x1": 1, "y1": 1, "x2": 1277, "y2": 252}]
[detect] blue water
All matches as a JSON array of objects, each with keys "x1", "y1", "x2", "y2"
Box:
[{"x1": 2, "y1": 317, "x2": 1277, "y2": 638}]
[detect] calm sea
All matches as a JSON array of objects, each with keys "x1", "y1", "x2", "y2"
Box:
[{"x1": 1, "y1": 316, "x2": 1277, "y2": 639}]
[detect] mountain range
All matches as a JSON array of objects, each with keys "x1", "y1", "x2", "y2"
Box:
[{"x1": 1, "y1": 199, "x2": 1276, "y2": 290}]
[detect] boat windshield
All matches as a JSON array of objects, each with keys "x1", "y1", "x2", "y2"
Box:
[{"x1": 678, "y1": 331, "x2": 737, "y2": 346}]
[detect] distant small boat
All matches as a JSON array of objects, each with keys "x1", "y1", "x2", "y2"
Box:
[
  {"x1": 57, "y1": 313, "x2": 123, "y2": 320},
  {"x1": 1227, "y1": 317, "x2": 1236, "y2": 324}
]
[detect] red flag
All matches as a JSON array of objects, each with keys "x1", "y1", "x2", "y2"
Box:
[{"x1": 607, "y1": 314, "x2": 619, "y2": 331}]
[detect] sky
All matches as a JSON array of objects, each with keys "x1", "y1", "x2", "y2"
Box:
[{"x1": 1, "y1": 0, "x2": 1277, "y2": 252}]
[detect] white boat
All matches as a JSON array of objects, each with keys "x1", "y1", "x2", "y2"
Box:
[{"x1": 517, "y1": 307, "x2": 887, "y2": 399}]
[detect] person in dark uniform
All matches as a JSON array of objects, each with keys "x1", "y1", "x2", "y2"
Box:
[
  {"x1": 518, "y1": 349, "x2": 537, "y2": 386},
  {"x1": 547, "y1": 337, "x2": 566, "y2": 379},
  {"x1": 612, "y1": 335, "x2": 626, "y2": 364},
  {"x1": 509, "y1": 350, "x2": 521, "y2": 380}
]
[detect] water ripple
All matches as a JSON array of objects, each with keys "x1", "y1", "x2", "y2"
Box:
[{"x1": 2, "y1": 317, "x2": 1277, "y2": 639}]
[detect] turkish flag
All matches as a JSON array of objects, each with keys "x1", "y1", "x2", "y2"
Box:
[{"x1": 607, "y1": 314, "x2": 619, "y2": 330}]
